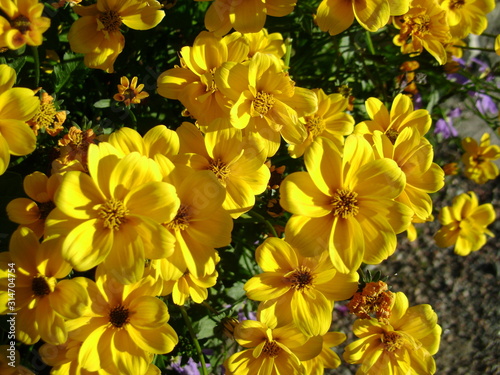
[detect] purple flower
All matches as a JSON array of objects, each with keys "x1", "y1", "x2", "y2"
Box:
[
  {"x1": 434, "y1": 108, "x2": 461, "y2": 139},
  {"x1": 474, "y1": 92, "x2": 498, "y2": 115},
  {"x1": 171, "y1": 357, "x2": 202, "y2": 375}
]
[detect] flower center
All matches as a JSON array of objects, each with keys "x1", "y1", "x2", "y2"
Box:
[
  {"x1": 382, "y1": 331, "x2": 404, "y2": 352},
  {"x1": 208, "y1": 158, "x2": 230, "y2": 182},
  {"x1": 10, "y1": 15, "x2": 31, "y2": 34},
  {"x1": 253, "y1": 91, "x2": 275, "y2": 116},
  {"x1": 98, "y1": 10, "x2": 122, "y2": 32},
  {"x1": 31, "y1": 101, "x2": 58, "y2": 132},
  {"x1": 285, "y1": 265, "x2": 314, "y2": 291},
  {"x1": 263, "y1": 340, "x2": 282, "y2": 358},
  {"x1": 165, "y1": 204, "x2": 191, "y2": 231},
  {"x1": 472, "y1": 155, "x2": 484, "y2": 164},
  {"x1": 32, "y1": 276, "x2": 52, "y2": 297},
  {"x1": 38, "y1": 200, "x2": 56, "y2": 220},
  {"x1": 202, "y1": 69, "x2": 218, "y2": 93},
  {"x1": 305, "y1": 115, "x2": 325, "y2": 137},
  {"x1": 109, "y1": 305, "x2": 130, "y2": 328},
  {"x1": 331, "y1": 189, "x2": 359, "y2": 218},
  {"x1": 123, "y1": 88, "x2": 137, "y2": 101},
  {"x1": 99, "y1": 199, "x2": 129, "y2": 230},
  {"x1": 404, "y1": 10, "x2": 431, "y2": 35},
  {"x1": 449, "y1": 0, "x2": 465, "y2": 9},
  {"x1": 385, "y1": 129, "x2": 399, "y2": 144}
]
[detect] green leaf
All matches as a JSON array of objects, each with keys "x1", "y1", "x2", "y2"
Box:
[
  {"x1": 94, "y1": 99, "x2": 112, "y2": 108},
  {"x1": 54, "y1": 52, "x2": 82, "y2": 93},
  {"x1": 195, "y1": 316, "x2": 217, "y2": 340},
  {"x1": 225, "y1": 281, "x2": 246, "y2": 301}
]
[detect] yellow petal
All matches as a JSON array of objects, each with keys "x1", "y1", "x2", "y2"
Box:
[
  {"x1": 127, "y1": 324, "x2": 178, "y2": 354},
  {"x1": 316, "y1": 0, "x2": 354, "y2": 36},
  {"x1": 49, "y1": 278, "x2": 88, "y2": 319},
  {"x1": 129, "y1": 296, "x2": 169, "y2": 328},
  {"x1": 280, "y1": 171, "x2": 332, "y2": 217}
]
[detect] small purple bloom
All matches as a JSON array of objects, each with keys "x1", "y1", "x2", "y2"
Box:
[
  {"x1": 434, "y1": 108, "x2": 461, "y2": 139},
  {"x1": 474, "y1": 92, "x2": 498, "y2": 115}
]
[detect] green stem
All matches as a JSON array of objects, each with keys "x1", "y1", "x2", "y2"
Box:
[
  {"x1": 365, "y1": 31, "x2": 376, "y2": 55},
  {"x1": 480, "y1": 32, "x2": 498, "y2": 38},
  {"x1": 284, "y1": 37, "x2": 293, "y2": 71},
  {"x1": 179, "y1": 306, "x2": 208, "y2": 375},
  {"x1": 453, "y1": 45, "x2": 495, "y2": 53},
  {"x1": 126, "y1": 106, "x2": 137, "y2": 126},
  {"x1": 31, "y1": 46, "x2": 40, "y2": 87},
  {"x1": 247, "y1": 210, "x2": 278, "y2": 238}
]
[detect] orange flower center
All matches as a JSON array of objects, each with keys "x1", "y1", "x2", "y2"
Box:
[
  {"x1": 305, "y1": 115, "x2": 325, "y2": 137},
  {"x1": 263, "y1": 340, "x2": 281, "y2": 358},
  {"x1": 98, "y1": 10, "x2": 122, "y2": 32},
  {"x1": 382, "y1": 331, "x2": 404, "y2": 352},
  {"x1": 10, "y1": 15, "x2": 31, "y2": 34},
  {"x1": 99, "y1": 199, "x2": 129, "y2": 230},
  {"x1": 285, "y1": 265, "x2": 314, "y2": 291},
  {"x1": 165, "y1": 204, "x2": 191, "y2": 231},
  {"x1": 109, "y1": 305, "x2": 130, "y2": 328},
  {"x1": 208, "y1": 158, "x2": 230, "y2": 182},
  {"x1": 331, "y1": 189, "x2": 359, "y2": 218},
  {"x1": 32, "y1": 276, "x2": 52, "y2": 297},
  {"x1": 404, "y1": 10, "x2": 431, "y2": 35},
  {"x1": 253, "y1": 91, "x2": 275, "y2": 116}
]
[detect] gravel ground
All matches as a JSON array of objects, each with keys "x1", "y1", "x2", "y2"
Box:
[{"x1": 328, "y1": 176, "x2": 500, "y2": 375}]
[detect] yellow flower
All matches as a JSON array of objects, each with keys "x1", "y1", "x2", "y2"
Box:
[
  {"x1": 158, "y1": 253, "x2": 219, "y2": 305},
  {"x1": 46, "y1": 142, "x2": 180, "y2": 284},
  {"x1": 113, "y1": 76, "x2": 149, "y2": 106},
  {"x1": 280, "y1": 135, "x2": 412, "y2": 273},
  {"x1": 108, "y1": 125, "x2": 180, "y2": 159},
  {"x1": 157, "y1": 31, "x2": 249, "y2": 126},
  {"x1": 344, "y1": 292, "x2": 441, "y2": 375},
  {"x1": 224, "y1": 319, "x2": 322, "y2": 375},
  {"x1": 6, "y1": 171, "x2": 59, "y2": 238},
  {"x1": 434, "y1": 191, "x2": 495, "y2": 256},
  {"x1": 438, "y1": 0, "x2": 495, "y2": 39},
  {"x1": 200, "y1": 0, "x2": 297, "y2": 37},
  {"x1": 302, "y1": 331, "x2": 346, "y2": 375},
  {"x1": 393, "y1": 0, "x2": 451, "y2": 65},
  {"x1": 66, "y1": 273, "x2": 177, "y2": 375},
  {"x1": 173, "y1": 121, "x2": 270, "y2": 218},
  {"x1": 155, "y1": 156, "x2": 232, "y2": 278},
  {"x1": 496, "y1": 35, "x2": 500, "y2": 55},
  {"x1": 244, "y1": 28, "x2": 286, "y2": 59},
  {"x1": 461, "y1": 132, "x2": 500, "y2": 184},
  {"x1": 288, "y1": 88, "x2": 354, "y2": 158},
  {"x1": 355, "y1": 93, "x2": 432, "y2": 141},
  {"x1": 39, "y1": 338, "x2": 160, "y2": 374},
  {"x1": 68, "y1": 0, "x2": 164, "y2": 72},
  {"x1": 245, "y1": 237, "x2": 358, "y2": 336},
  {"x1": 372, "y1": 127, "x2": 445, "y2": 221},
  {"x1": 0, "y1": 228, "x2": 88, "y2": 345},
  {"x1": 27, "y1": 91, "x2": 66, "y2": 136},
  {"x1": 215, "y1": 52, "x2": 317, "y2": 157},
  {"x1": 0, "y1": 64, "x2": 39, "y2": 175},
  {"x1": 315, "y1": 0, "x2": 395, "y2": 36},
  {"x1": 0, "y1": 0, "x2": 50, "y2": 49}
]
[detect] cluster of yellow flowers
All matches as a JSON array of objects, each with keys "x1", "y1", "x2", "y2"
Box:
[{"x1": 0, "y1": 0, "x2": 498, "y2": 374}]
